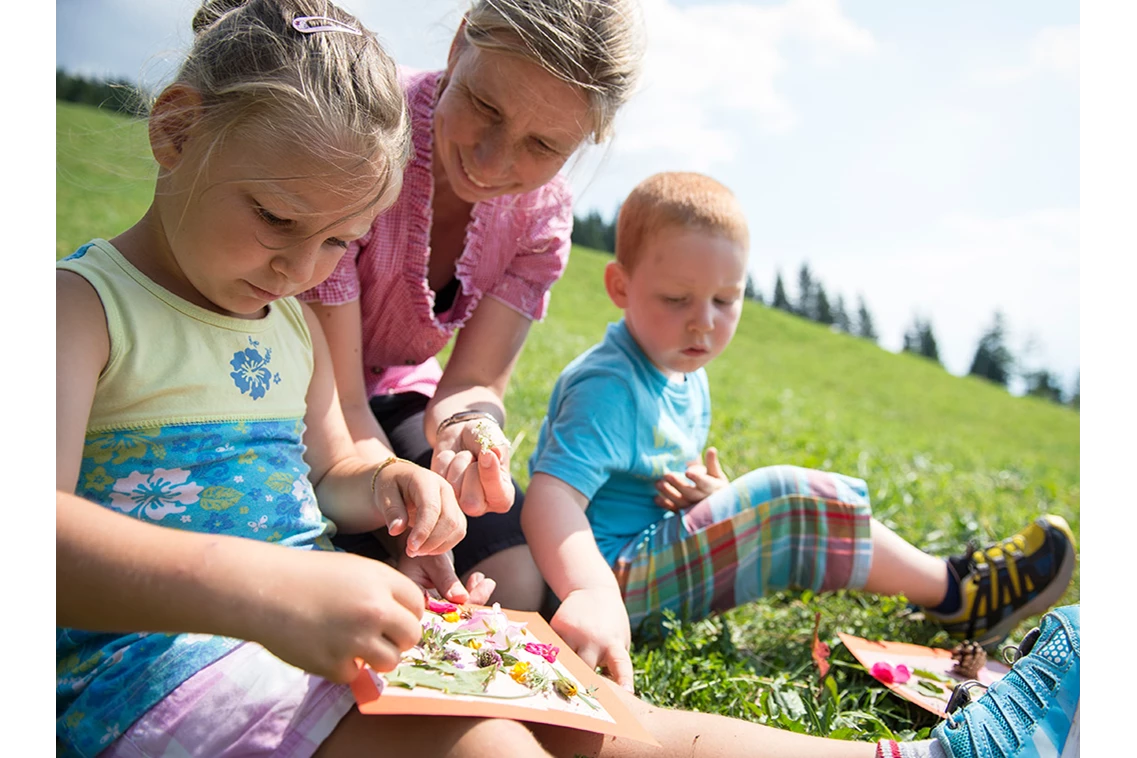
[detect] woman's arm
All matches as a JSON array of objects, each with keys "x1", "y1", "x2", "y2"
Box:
[
  {"x1": 300, "y1": 303, "x2": 466, "y2": 556},
  {"x1": 307, "y1": 299, "x2": 396, "y2": 461},
  {"x1": 425, "y1": 297, "x2": 532, "y2": 516}
]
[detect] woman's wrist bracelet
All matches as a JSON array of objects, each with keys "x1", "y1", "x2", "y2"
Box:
[
  {"x1": 369, "y1": 455, "x2": 411, "y2": 492},
  {"x1": 436, "y1": 410, "x2": 501, "y2": 438}
]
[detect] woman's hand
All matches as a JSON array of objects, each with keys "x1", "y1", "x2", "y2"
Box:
[
  {"x1": 431, "y1": 416, "x2": 515, "y2": 517},
  {"x1": 550, "y1": 587, "x2": 635, "y2": 692},
  {"x1": 654, "y1": 447, "x2": 729, "y2": 512}
]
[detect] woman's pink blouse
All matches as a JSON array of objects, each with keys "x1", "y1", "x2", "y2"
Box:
[{"x1": 299, "y1": 68, "x2": 573, "y2": 398}]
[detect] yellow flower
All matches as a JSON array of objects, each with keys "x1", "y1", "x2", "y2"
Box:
[
  {"x1": 509, "y1": 662, "x2": 530, "y2": 684},
  {"x1": 554, "y1": 679, "x2": 578, "y2": 698},
  {"x1": 442, "y1": 611, "x2": 460, "y2": 623},
  {"x1": 83, "y1": 466, "x2": 115, "y2": 492},
  {"x1": 466, "y1": 639, "x2": 482, "y2": 649},
  {"x1": 238, "y1": 450, "x2": 258, "y2": 465}
]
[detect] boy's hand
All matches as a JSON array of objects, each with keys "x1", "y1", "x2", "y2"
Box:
[
  {"x1": 376, "y1": 460, "x2": 468, "y2": 558},
  {"x1": 654, "y1": 447, "x2": 729, "y2": 512},
  {"x1": 396, "y1": 552, "x2": 497, "y2": 606},
  {"x1": 432, "y1": 417, "x2": 515, "y2": 517},
  {"x1": 550, "y1": 587, "x2": 635, "y2": 692},
  {"x1": 253, "y1": 550, "x2": 425, "y2": 684}
]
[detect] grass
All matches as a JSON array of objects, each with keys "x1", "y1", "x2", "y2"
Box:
[{"x1": 56, "y1": 101, "x2": 1079, "y2": 743}]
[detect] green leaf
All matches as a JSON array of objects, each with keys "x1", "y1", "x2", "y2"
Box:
[
  {"x1": 913, "y1": 668, "x2": 949, "y2": 682},
  {"x1": 386, "y1": 662, "x2": 530, "y2": 698}
]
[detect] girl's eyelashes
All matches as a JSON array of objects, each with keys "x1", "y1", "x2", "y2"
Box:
[
  {"x1": 255, "y1": 205, "x2": 291, "y2": 228},
  {"x1": 325, "y1": 237, "x2": 349, "y2": 250}
]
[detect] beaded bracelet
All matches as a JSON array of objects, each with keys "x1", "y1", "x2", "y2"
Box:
[
  {"x1": 435, "y1": 410, "x2": 501, "y2": 438},
  {"x1": 369, "y1": 455, "x2": 408, "y2": 492}
]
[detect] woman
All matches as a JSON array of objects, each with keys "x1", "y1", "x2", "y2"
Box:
[{"x1": 301, "y1": 0, "x2": 644, "y2": 609}]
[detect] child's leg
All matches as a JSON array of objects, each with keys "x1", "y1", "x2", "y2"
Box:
[
  {"x1": 864, "y1": 518, "x2": 950, "y2": 607},
  {"x1": 613, "y1": 465, "x2": 875, "y2": 630},
  {"x1": 529, "y1": 682, "x2": 878, "y2": 757}
]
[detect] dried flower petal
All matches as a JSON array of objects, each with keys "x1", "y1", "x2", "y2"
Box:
[
  {"x1": 509, "y1": 661, "x2": 530, "y2": 684},
  {"x1": 426, "y1": 596, "x2": 458, "y2": 615},
  {"x1": 870, "y1": 662, "x2": 912, "y2": 685},
  {"x1": 524, "y1": 642, "x2": 560, "y2": 663}
]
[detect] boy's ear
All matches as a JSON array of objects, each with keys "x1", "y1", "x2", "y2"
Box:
[
  {"x1": 149, "y1": 85, "x2": 203, "y2": 171},
  {"x1": 604, "y1": 260, "x2": 630, "y2": 309}
]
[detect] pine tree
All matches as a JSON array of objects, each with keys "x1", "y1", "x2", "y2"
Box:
[
  {"x1": 796, "y1": 263, "x2": 815, "y2": 319},
  {"x1": 833, "y1": 295, "x2": 851, "y2": 333},
  {"x1": 1025, "y1": 370, "x2": 1064, "y2": 404},
  {"x1": 814, "y1": 284, "x2": 834, "y2": 325},
  {"x1": 968, "y1": 311, "x2": 1014, "y2": 387},
  {"x1": 902, "y1": 316, "x2": 940, "y2": 364},
  {"x1": 855, "y1": 294, "x2": 878, "y2": 343},
  {"x1": 744, "y1": 274, "x2": 763, "y2": 303},
  {"x1": 918, "y1": 320, "x2": 940, "y2": 364},
  {"x1": 772, "y1": 272, "x2": 791, "y2": 312}
]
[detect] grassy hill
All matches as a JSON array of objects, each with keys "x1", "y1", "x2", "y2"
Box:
[{"x1": 57, "y1": 101, "x2": 1079, "y2": 741}]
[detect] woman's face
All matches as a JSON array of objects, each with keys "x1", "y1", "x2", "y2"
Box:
[{"x1": 434, "y1": 40, "x2": 593, "y2": 203}]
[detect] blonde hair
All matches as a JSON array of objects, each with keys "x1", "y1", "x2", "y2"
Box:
[
  {"x1": 616, "y1": 172, "x2": 750, "y2": 272},
  {"x1": 462, "y1": 0, "x2": 644, "y2": 143},
  {"x1": 166, "y1": 0, "x2": 412, "y2": 216}
]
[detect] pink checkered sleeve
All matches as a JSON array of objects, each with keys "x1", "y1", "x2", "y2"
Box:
[{"x1": 487, "y1": 178, "x2": 573, "y2": 321}]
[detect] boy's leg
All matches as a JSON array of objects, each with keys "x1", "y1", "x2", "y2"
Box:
[
  {"x1": 613, "y1": 465, "x2": 875, "y2": 631},
  {"x1": 864, "y1": 518, "x2": 951, "y2": 606}
]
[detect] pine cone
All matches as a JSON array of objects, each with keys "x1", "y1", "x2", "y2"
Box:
[{"x1": 950, "y1": 640, "x2": 987, "y2": 679}]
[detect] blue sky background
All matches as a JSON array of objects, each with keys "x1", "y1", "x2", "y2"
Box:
[{"x1": 57, "y1": 0, "x2": 1080, "y2": 392}]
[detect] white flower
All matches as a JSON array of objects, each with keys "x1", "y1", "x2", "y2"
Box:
[
  {"x1": 233, "y1": 475, "x2": 244, "y2": 483},
  {"x1": 109, "y1": 469, "x2": 201, "y2": 521},
  {"x1": 264, "y1": 494, "x2": 274, "y2": 502}
]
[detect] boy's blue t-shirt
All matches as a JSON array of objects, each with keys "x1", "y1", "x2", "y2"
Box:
[{"x1": 529, "y1": 319, "x2": 711, "y2": 563}]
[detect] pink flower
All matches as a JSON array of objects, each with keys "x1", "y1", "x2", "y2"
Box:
[
  {"x1": 870, "y1": 662, "x2": 912, "y2": 685},
  {"x1": 525, "y1": 642, "x2": 560, "y2": 663},
  {"x1": 425, "y1": 596, "x2": 458, "y2": 615}
]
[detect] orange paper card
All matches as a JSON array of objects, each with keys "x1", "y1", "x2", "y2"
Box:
[
  {"x1": 351, "y1": 605, "x2": 659, "y2": 746},
  {"x1": 838, "y1": 632, "x2": 1010, "y2": 717}
]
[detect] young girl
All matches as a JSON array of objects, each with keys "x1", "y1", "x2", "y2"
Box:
[
  {"x1": 57, "y1": 0, "x2": 476, "y2": 754},
  {"x1": 56, "y1": 2, "x2": 1075, "y2": 757}
]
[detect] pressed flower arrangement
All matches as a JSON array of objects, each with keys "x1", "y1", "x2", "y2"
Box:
[{"x1": 374, "y1": 597, "x2": 604, "y2": 716}]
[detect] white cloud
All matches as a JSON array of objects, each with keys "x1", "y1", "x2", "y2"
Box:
[
  {"x1": 609, "y1": 0, "x2": 876, "y2": 168},
  {"x1": 989, "y1": 24, "x2": 1079, "y2": 85}
]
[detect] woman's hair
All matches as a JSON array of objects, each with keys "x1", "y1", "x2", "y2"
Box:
[
  {"x1": 169, "y1": 0, "x2": 412, "y2": 213},
  {"x1": 616, "y1": 172, "x2": 750, "y2": 272},
  {"x1": 462, "y1": 0, "x2": 645, "y2": 143}
]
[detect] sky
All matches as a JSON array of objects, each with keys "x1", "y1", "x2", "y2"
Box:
[{"x1": 56, "y1": 0, "x2": 1080, "y2": 392}]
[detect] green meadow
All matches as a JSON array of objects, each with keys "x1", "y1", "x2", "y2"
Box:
[{"x1": 57, "y1": 101, "x2": 1079, "y2": 742}]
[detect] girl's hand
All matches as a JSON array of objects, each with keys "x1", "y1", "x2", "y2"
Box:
[
  {"x1": 253, "y1": 549, "x2": 426, "y2": 684},
  {"x1": 654, "y1": 447, "x2": 729, "y2": 512},
  {"x1": 376, "y1": 459, "x2": 468, "y2": 557},
  {"x1": 550, "y1": 587, "x2": 635, "y2": 692},
  {"x1": 431, "y1": 417, "x2": 515, "y2": 517},
  {"x1": 396, "y1": 552, "x2": 498, "y2": 606}
]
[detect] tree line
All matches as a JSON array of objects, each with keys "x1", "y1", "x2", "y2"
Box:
[
  {"x1": 57, "y1": 69, "x2": 147, "y2": 117},
  {"x1": 572, "y1": 210, "x2": 1078, "y2": 410}
]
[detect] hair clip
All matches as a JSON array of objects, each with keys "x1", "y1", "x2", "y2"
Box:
[{"x1": 292, "y1": 15, "x2": 363, "y2": 36}]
